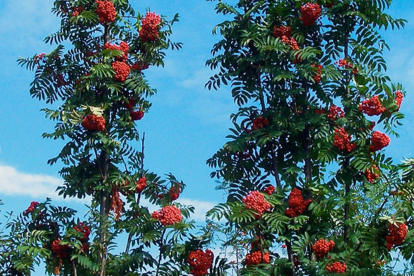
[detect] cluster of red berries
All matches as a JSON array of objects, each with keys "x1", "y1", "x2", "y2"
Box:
[
  {"x1": 152, "y1": 205, "x2": 182, "y2": 226},
  {"x1": 24, "y1": 201, "x2": 39, "y2": 215},
  {"x1": 312, "y1": 64, "x2": 323, "y2": 83},
  {"x1": 333, "y1": 127, "x2": 355, "y2": 152},
  {"x1": 82, "y1": 114, "x2": 106, "y2": 131},
  {"x1": 252, "y1": 116, "x2": 269, "y2": 130},
  {"x1": 124, "y1": 99, "x2": 145, "y2": 121},
  {"x1": 312, "y1": 239, "x2": 335, "y2": 258},
  {"x1": 300, "y1": 3, "x2": 322, "y2": 26},
  {"x1": 187, "y1": 249, "x2": 214, "y2": 276},
  {"x1": 327, "y1": 105, "x2": 344, "y2": 121},
  {"x1": 395, "y1": 91, "x2": 403, "y2": 111},
  {"x1": 110, "y1": 187, "x2": 124, "y2": 220},
  {"x1": 273, "y1": 25, "x2": 299, "y2": 51},
  {"x1": 136, "y1": 177, "x2": 146, "y2": 193},
  {"x1": 364, "y1": 164, "x2": 380, "y2": 183},
  {"x1": 386, "y1": 222, "x2": 408, "y2": 251},
  {"x1": 112, "y1": 61, "x2": 130, "y2": 82},
  {"x1": 104, "y1": 41, "x2": 129, "y2": 62},
  {"x1": 71, "y1": 6, "x2": 84, "y2": 16},
  {"x1": 96, "y1": 0, "x2": 116, "y2": 24},
  {"x1": 130, "y1": 61, "x2": 149, "y2": 72},
  {"x1": 74, "y1": 222, "x2": 90, "y2": 252},
  {"x1": 140, "y1": 12, "x2": 162, "y2": 42},
  {"x1": 335, "y1": 58, "x2": 353, "y2": 68},
  {"x1": 326, "y1": 261, "x2": 347, "y2": 273},
  {"x1": 359, "y1": 95, "x2": 385, "y2": 116},
  {"x1": 51, "y1": 239, "x2": 70, "y2": 258},
  {"x1": 285, "y1": 188, "x2": 312, "y2": 218},
  {"x1": 169, "y1": 183, "x2": 181, "y2": 201},
  {"x1": 245, "y1": 251, "x2": 270, "y2": 266},
  {"x1": 264, "y1": 185, "x2": 275, "y2": 195},
  {"x1": 242, "y1": 191, "x2": 272, "y2": 218},
  {"x1": 369, "y1": 131, "x2": 390, "y2": 152}
]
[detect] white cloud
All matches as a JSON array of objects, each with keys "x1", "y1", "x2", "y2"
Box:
[{"x1": 179, "y1": 197, "x2": 216, "y2": 221}]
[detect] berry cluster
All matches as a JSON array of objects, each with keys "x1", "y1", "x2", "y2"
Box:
[
  {"x1": 124, "y1": 99, "x2": 145, "y2": 121},
  {"x1": 364, "y1": 164, "x2": 380, "y2": 183},
  {"x1": 359, "y1": 95, "x2": 385, "y2": 116},
  {"x1": 285, "y1": 188, "x2": 312, "y2": 218},
  {"x1": 335, "y1": 58, "x2": 353, "y2": 68},
  {"x1": 245, "y1": 251, "x2": 270, "y2": 266},
  {"x1": 24, "y1": 201, "x2": 39, "y2": 215},
  {"x1": 110, "y1": 187, "x2": 124, "y2": 220},
  {"x1": 72, "y1": 6, "x2": 84, "y2": 17},
  {"x1": 325, "y1": 261, "x2": 347, "y2": 273},
  {"x1": 252, "y1": 116, "x2": 269, "y2": 130},
  {"x1": 333, "y1": 127, "x2": 355, "y2": 152},
  {"x1": 82, "y1": 114, "x2": 106, "y2": 131},
  {"x1": 395, "y1": 91, "x2": 403, "y2": 111},
  {"x1": 74, "y1": 222, "x2": 90, "y2": 252},
  {"x1": 152, "y1": 205, "x2": 182, "y2": 226},
  {"x1": 242, "y1": 191, "x2": 272, "y2": 218},
  {"x1": 112, "y1": 61, "x2": 130, "y2": 82},
  {"x1": 386, "y1": 222, "x2": 408, "y2": 251},
  {"x1": 273, "y1": 25, "x2": 299, "y2": 51},
  {"x1": 264, "y1": 185, "x2": 275, "y2": 195},
  {"x1": 96, "y1": 0, "x2": 116, "y2": 24},
  {"x1": 300, "y1": 3, "x2": 322, "y2": 26},
  {"x1": 187, "y1": 249, "x2": 214, "y2": 276},
  {"x1": 130, "y1": 61, "x2": 149, "y2": 72},
  {"x1": 369, "y1": 131, "x2": 390, "y2": 152},
  {"x1": 51, "y1": 239, "x2": 70, "y2": 258},
  {"x1": 327, "y1": 105, "x2": 345, "y2": 121},
  {"x1": 312, "y1": 239, "x2": 335, "y2": 258},
  {"x1": 169, "y1": 183, "x2": 181, "y2": 201},
  {"x1": 136, "y1": 177, "x2": 146, "y2": 193},
  {"x1": 312, "y1": 64, "x2": 323, "y2": 83},
  {"x1": 104, "y1": 41, "x2": 129, "y2": 61},
  {"x1": 139, "y1": 12, "x2": 162, "y2": 42}
]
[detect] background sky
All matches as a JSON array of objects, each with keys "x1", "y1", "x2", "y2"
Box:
[{"x1": 1, "y1": 0, "x2": 414, "y2": 259}]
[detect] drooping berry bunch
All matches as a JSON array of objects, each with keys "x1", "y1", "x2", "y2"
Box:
[
  {"x1": 51, "y1": 239, "x2": 70, "y2": 258},
  {"x1": 273, "y1": 25, "x2": 299, "y2": 51},
  {"x1": 285, "y1": 188, "x2": 312, "y2": 218},
  {"x1": 245, "y1": 251, "x2": 270, "y2": 266},
  {"x1": 74, "y1": 222, "x2": 91, "y2": 252},
  {"x1": 312, "y1": 239, "x2": 335, "y2": 259},
  {"x1": 112, "y1": 61, "x2": 130, "y2": 82},
  {"x1": 386, "y1": 222, "x2": 408, "y2": 251},
  {"x1": 169, "y1": 183, "x2": 181, "y2": 201},
  {"x1": 264, "y1": 185, "x2": 275, "y2": 195},
  {"x1": 300, "y1": 3, "x2": 322, "y2": 26},
  {"x1": 104, "y1": 41, "x2": 129, "y2": 61},
  {"x1": 359, "y1": 95, "x2": 386, "y2": 116},
  {"x1": 364, "y1": 164, "x2": 380, "y2": 183},
  {"x1": 136, "y1": 177, "x2": 146, "y2": 193},
  {"x1": 96, "y1": 0, "x2": 116, "y2": 24},
  {"x1": 325, "y1": 261, "x2": 347, "y2": 273},
  {"x1": 24, "y1": 201, "x2": 39, "y2": 215},
  {"x1": 333, "y1": 127, "x2": 355, "y2": 152},
  {"x1": 151, "y1": 205, "x2": 182, "y2": 226},
  {"x1": 395, "y1": 91, "x2": 403, "y2": 111},
  {"x1": 252, "y1": 116, "x2": 269, "y2": 130},
  {"x1": 312, "y1": 64, "x2": 323, "y2": 83},
  {"x1": 82, "y1": 114, "x2": 106, "y2": 131},
  {"x1": 139, "y1": 12, "x2": 162, "y2": 42},
  {"x1": 369, "y1": 131, "x2": 390, "y2": 152},
  {"x1": 242, "y1": 191, "x2": 272, "y2": 218},
  {"x1": 187, "y1": 249, "x2": 214, "y2": 276},
  {"x1": 110, "y1": 187, "x2": 124, "y2": 220},
  {"x1": 327, "y1": 105, "x2": 345, "y2": 121}
]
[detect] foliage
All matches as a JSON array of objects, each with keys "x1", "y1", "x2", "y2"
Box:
[{"x1": 206, "y1": 0, "x2": 414, "y2": 274}]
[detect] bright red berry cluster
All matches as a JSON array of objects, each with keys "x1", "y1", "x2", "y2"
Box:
[
  {"x1": 110, "y1": 187, "x2": 124, "y2": 220},
  {"x1": 369, "y1": 131, "x2": 390, "y2": 152},
  {"x1": 187, "y1": 249, "x2": 214, "y2": 276},
  {"x1": 96, "y1": 0, "x2": 116, "y2": 24},
  {"x1": 333, "y1": 127, "x2": 355, "y2": 152},
  {"x1": 395, "y1": 91, "x2": 403, "y2": 111},
  {"x1": 252, "y1": 116, "x2": 269, "y2": 130},
  {"x1": 72, "y1": 6, "x2": 84, "y2": 17},
  {"x1": 264, "y1": 185, "x2": 275, "y2": 195},
  {"x1": 74, "y1": 222, "x2": 91, "y2": 242},
  {"x1": 285, "y1": 188, "x2": 312, "y2": 218},
  {"x1": 300, "y1": 3, "x2": 322, "y2": 26},
  {"x1": 273, "y1": 25, "x2": 292, "y2": 38},
  {"x1": 386, "y1": 222, "x2": 408, "y2": 251},
  {"x1": 359, "y1": 95, "x2": 385, "y2": 116},
  {"x1": 24, "y1": 201, "x2": 39, "y2": 215},
  {"x1": 242, "y1": 191, "x2": 272, "y2": 218},
  {"x1": 365, "y1": 164, "x2": 380, "y2": 183},
  {"x1": 136, "y1": 177, "x2": 146, "y2": 193},
  {"x1": 139, "y1": 12, "x2": 162, "y2": 42},
  {"x1": 130, "y1": 110, "x2": 144, "y2": 120},
  {"x1": 335, "y1": 58, "x2": 353, "y2": 68},
  {"x1": 326, "y1": 261, "x2": 347, "y2": 273},
  {"x1": 327, "y1": 105, "x2": 345, "y2": 121},
  {"x1": 312, "y1": 64, "x2": 323, "y2": 83},
  {"x1": 104, "y1": 41, "x2": 129, "y2": 61},
  {"x1": 312, "y1": 239, "x2": 335, "y2": 259},
  {"x1": 82, "y1": 114, "x2": 106, "y2": 131},
  {"x1": 169, "y1": 183, "x2": 181, "y2": 201},
  {"x1": 51, "y1": 239, "x2": 70, "y2": 258},
  {"x1": 245, "y1": 251, "x2": 270, "y2": 266},
  {"x1": 112, "y1": 61, "x2": 130, "y2": 82},
  {"x1": 151, "y1": 205, "x2": 182, "y2": 226}
]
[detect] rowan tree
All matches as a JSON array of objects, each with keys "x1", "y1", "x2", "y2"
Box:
[{"x1": 206, "y1": 0, "x2": 414, "y2": 275}]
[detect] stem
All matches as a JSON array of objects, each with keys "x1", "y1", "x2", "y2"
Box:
[
  {"x1": 72, "y1": 261, "x2": 78, "y2": 276},
  {"x1": 155, "y1": 229, "x2": 167, "y2": 276},
  {"x1": 272, "y1": 142, "x2": 281, "y2": 188},
  {"x1": 286, "y1": 241, "x2": 295, "y2": 275}
]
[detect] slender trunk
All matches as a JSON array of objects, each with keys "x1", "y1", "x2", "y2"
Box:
[{"x1": 98, "y1": 151, "x2": 110, "y2": 276}]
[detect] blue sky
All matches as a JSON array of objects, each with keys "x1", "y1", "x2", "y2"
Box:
[{"x1": 1, "y1": 0, "x2": 414, "y2": 229}]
